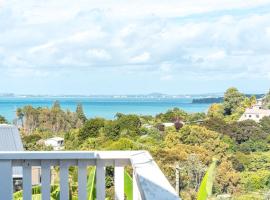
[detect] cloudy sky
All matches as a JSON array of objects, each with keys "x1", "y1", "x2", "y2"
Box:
[{"x1": 0, "y1": 0, "x2": 270, "y2": 95}]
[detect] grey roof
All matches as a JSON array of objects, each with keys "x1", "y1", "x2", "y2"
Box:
[{"x1": 0, "y1": 124, "x2": 24, "y2": 178}]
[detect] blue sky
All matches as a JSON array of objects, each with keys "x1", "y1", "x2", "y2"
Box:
[{"x1": 0, "y1": 0, "x2": 270, "y2": 95}]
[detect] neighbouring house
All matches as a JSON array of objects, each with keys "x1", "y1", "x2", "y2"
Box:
[
  {"x1": 0, "y1": 124, "x2": 41, "y2": 191},
  {"x1": 239, "y1": 98, "x2": 270, "y2": 122},
  {"x1": 44, "y1": 137, "x2": 64, "y2": 150}
]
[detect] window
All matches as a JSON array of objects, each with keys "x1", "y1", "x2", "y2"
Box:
[
  {"x1": 249, "y1": 115, "x2": 252, "y2": 118},
  {"x1": 256, "y1": 115, "x2": 259, "y2": 118}
]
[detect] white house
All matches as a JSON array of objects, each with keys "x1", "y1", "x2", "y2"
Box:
[
  {"x1": 44, "y1": 137, "x2": 64, "y2": 150},
  {"x1": 239, "y1": 99, "x2": 270, "y2": 122}
]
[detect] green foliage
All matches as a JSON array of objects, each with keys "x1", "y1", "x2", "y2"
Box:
[
  {"x1": 18, "y1": 102, "x2": 86, "y2": 134},
  {"x1": 207, "y1": 104, "x2": 224, "y2": 119},
  {"x1": 107, "y1": 138, "x2": 142, "y2": 150},
  {"x1": 238, "y1": 140, "x2": 269, "y2": 153},
  {"x1": 78, "y1": 118, "x2": 105, "y2": 141},
  {"x1": 156, "y1": 108, "x2": 188, "y2": 122},
  {"x1": 235, "y1": 152, "x2": 270, "y2": 172},
  {"x1": 178, "y1": 125, "x2": 219, "y2": 147},
  {"x1": 223, "y1": 87, "x2": 245, "y2": 115},
  {"x1": 124, "y1": 171, "x2": 133, "y2": 200},
  {"x1": 76, "y1": 103, "x2": 87, "y2": 123},
  {"x1": 259, "y1": 116, "x2": 270, "y2": 133},
  {"x1": 197, "y1": 159, "x2": 217, "y2": 200},
  {"x1": 262, "y1": 90, "x2": 270, "y2": 109},
  {"x1": 0, "y1": 115, "x2": 7, "y2": 123},
  {"x1": 87, "y1": 167, "x2": 96, "y2": 200},
  {"x1": 241, "y1": 170, "x2": 270, "y2": 191},
  {"x1": 230, "y1": 120, "x2": 267, "y2": 144},
  {"x1": 104, "y1": 120, "x2": 121, "y2": 139}
]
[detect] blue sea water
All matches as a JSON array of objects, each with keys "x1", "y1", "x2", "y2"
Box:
[{"x1": 0, "y1": 97, "x2": 211, "y2": 122}]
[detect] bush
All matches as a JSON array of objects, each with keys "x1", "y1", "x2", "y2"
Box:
[{"x1": 241, "y1": 170, "x2": 270, "y2": 191}]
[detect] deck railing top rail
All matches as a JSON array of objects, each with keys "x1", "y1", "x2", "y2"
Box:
[{"x1": 0, "y1": 150, "x2": 180, "y2": 200}]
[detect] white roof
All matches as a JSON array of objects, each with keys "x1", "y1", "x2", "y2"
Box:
[
  {"x1": 45, "y1": 137, "x2": 64, "y2": 142},
  {"x1": 162, "y1": 122, "x2": 175, "y2": 127},
  {"x1": 244, "y1": 108, "x2": 270, "y2": 115}
]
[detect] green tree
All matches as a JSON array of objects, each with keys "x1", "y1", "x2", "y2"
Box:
[
  {"x1": 78, "y1": 118, "x2": 105, "y2": 141},
  {"x1": 156, "y1": 108, "x2": 188, "y2": 122},
  {"x1": 0, "y1": 115, "x2": 7, "y2": 124},
  {"x1": 116, "y1": 114, "x2": 141, "y2": 135},
  {"x1": 104, "y1": 120, "x2": 121, "y2": 140},
  {"x1": 230, "y1": 120, "x2": 267, "y2": 144},
  {"x1": 16, "y1": 108, "x2": 24, "y2": 126},
  {"x1": 259, "y1": 116, "x2": 270, "y2": 133},
  {"x1": 223, "y1": 87, "x2": 245, "y2": 115},
  {"x1": 262, "y1": 90, "x2": 270, "y2": 109},
  {"x1": 76, "y1": 103, "x2": 87, "y2": 123},
  {"x1": 207, "y1": 104, "x2": 224, "y2": 119}
]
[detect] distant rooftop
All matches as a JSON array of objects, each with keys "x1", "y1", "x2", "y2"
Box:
[{"x1": 0, "y1": 124, "x2": 23, "y2": 178}]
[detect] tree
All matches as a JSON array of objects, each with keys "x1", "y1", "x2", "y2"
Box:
[
  {"x1": 156, "y1": 108, "x2": 188, "y2": 122},
  {"x1": 16, "y1": 108, "x2": 24, "y2": 126},
  {"x1": 230, "y1": 120, "x2": 267, "y2": 144},
  {"x1": 223, "y1": 87, "x2": 245, "y2": 115},
  {"x1": 115, "y1": 114, "x2": 141, "y2": 136},
  {"x1": 78, "y1": 118, "x2": 105, "y2": 141},
  {"x1": 262, "y1": 90, "x2": 270, "y2": 109},
  {"x1": 104, "y1": 120, "x2": 121, "y2": 140},
  {"x1": 259, "y1": 116, "x2": 270, "y2": 133},
  {"x1": 76, "y1": 103, "x2": 87, "y2": 123},
  {"x1": 178, "y1": 125, "x2": 219, "y2": 146},
  {"x1": 0, "y1": 115, "x2": 7, "y2": 124},
  {"x1": 207, "y1": 104, "x2": 224, "y2": 119}
]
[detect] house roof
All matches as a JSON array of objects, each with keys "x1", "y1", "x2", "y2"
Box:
[
  {"x1": 45, "y1": 137, "x2": 64, "y2": 142},
  {"x1": 0, "y1": 124, "x2": 23, "y2": 178},
  {"x1": 244, "y1": 108, "x2": 270, "y2": 115}
]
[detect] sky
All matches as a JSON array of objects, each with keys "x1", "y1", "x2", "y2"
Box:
[{"x1": 0, "y1": 0, "x2": 270, "y2": 95}]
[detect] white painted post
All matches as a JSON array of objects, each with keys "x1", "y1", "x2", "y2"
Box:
[
  {"x1": 41, "y1": 160, "x2": 51, "y2": 200},
  {"x1": 96, "y1": 160, "x2": 106, "y2": 200},
  {"x1": 114, "y1": 160, "x2": 124, "y2": 200},
  {"x1": 0, "y1": 160, "x2": 13, "y2": 200},
  {"x1": 23, "y1": 161, "x2": 32, "y2": 200},
  {"x1": 133, "y1": 171, "x2": 141, "y2": 200},
  {"x1": 60, "y1": 160, "x2": 69, "y2": 200},
  {"x1": 78, "y1": 160, "x2": 87, "y2": 200}
]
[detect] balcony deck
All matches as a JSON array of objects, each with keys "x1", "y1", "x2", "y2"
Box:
[{"x1": 0, "y1": 150, "x2": 180, "y2": 200}]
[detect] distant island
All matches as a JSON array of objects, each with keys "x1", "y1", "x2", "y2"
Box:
[{"x1": 192, "y1": 94, "x2": 265, "y2": 104}]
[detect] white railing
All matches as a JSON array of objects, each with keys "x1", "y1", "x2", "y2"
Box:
[{"x1": 0, "y1": 151, "x2": 180, "y2": 200}]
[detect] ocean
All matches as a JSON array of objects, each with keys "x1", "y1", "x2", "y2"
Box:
[{"x1": 0, "y1": 97, "x2": 211, "y2": 122}]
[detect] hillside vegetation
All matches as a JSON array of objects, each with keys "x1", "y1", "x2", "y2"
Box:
[{"x1": 10, "y1": 87, "x2": 270, "y2": 199}]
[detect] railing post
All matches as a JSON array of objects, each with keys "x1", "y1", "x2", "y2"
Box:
[
  {"x1": 41, "y1": 160, "x2": 51, "y2": 200},
  {"x1": 96, "y1": 160, "x2": 106, "y2": 200},
  {"x1": 114, "y1": 160, "x2": 124, "y2": 200},
  {"x1": 60, "y1": 160, "x2": 69, "y2": 200},
  {"x1": 23, "y1": 161, "x2": 32, "y2": 200},
  {"x1": 0, "y1": 160, "x2": 13, "y2": 199},
  {"x1": 78, "y1": 160, "x2": 88, "y2": 200},
  {"x1": 133, "y1": 170, "x2": 141, "y2": 200}
]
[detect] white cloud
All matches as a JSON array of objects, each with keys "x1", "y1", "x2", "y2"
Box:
[
  {"x1": 160, "y1": 75, "x2": 173, "y2": 81},
  {"x1": 87, "y1": 49, "x2": 111, "y2": 60},
  {"x1": 130, "y1": 52, "x2": 150, "y2": 63},
  {"x1": 0, "y1": 0, "x2": 270, "y2": 82}
]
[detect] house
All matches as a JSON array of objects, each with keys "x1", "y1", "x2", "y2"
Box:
[
  {"x1": 239, "y1": 99, "x2": 270, "y2": 122},
  {"x1": 0, "y1": 124, "x2": 41, "y2": 191},
  {"x1": 44, "y1": 137, "x2": 64, "y2": 150}
]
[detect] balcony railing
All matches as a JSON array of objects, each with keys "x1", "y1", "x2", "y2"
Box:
[{"x1": 0, "y1": 151, "x2": 180, "y2": 200}]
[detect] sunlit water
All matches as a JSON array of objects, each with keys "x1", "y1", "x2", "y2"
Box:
[{"x1": 0, "y1": 97, "x2": 211, "y2": 122}]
